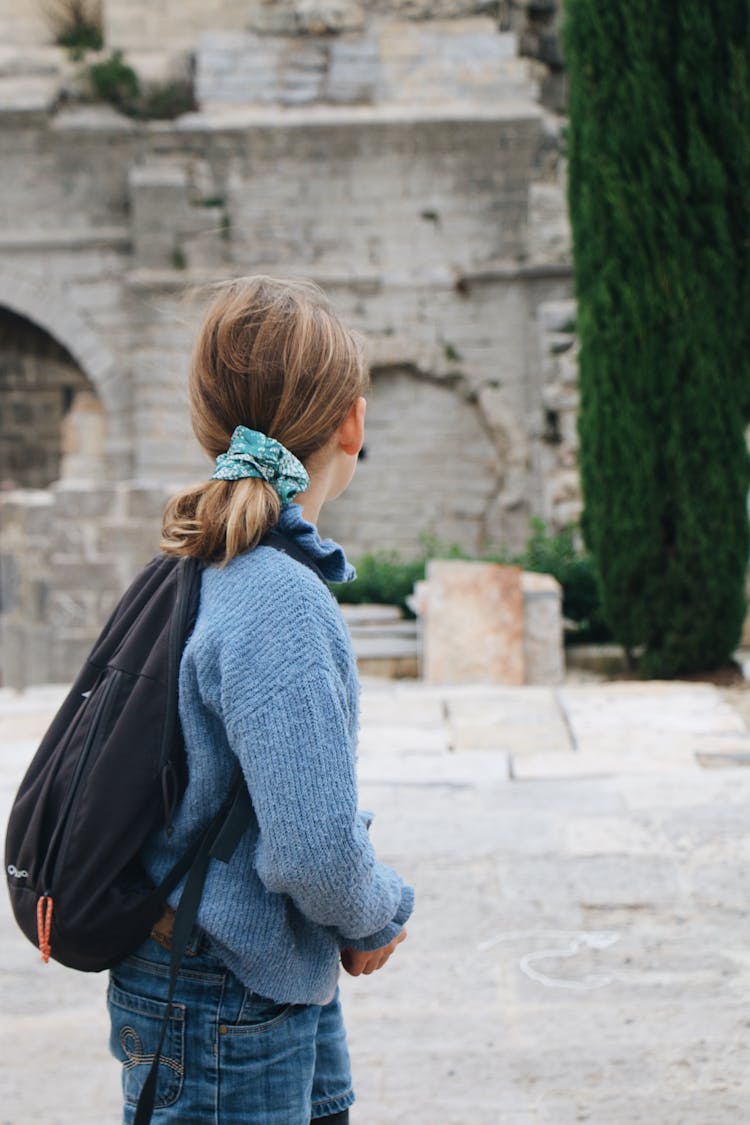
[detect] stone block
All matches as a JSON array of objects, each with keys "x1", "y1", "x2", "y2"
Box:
[
  {"x1": 446, "y1": 686, "x2": 570, "y2": 753},
  {"x1": 124, "y1": 483, "x2": 171, "y2": 522},
  {"x1": 356, "y1": 720, "x2": 448, "y2": 755},
  {"x1": 46, "y1": 559, "x2": 121, "y2": 594},
  {"x1": 521, "y1": 570, "x2": 563, "y2": 685},
  {"x1": 327, "y1": 37, "x2": 381, "y2": 104},
  {"x1": 27, "y1": 577, "x2": 48, "y2": 624},
  {"x1": 0, "y1": 620, "x2": 25, "y2": 689},
  {"x1": 47, "y1": 589, "x2": 99, "y2": 631},
  {"x1": 196, "y1": 32, "x2": 282, "y2": 107},
  {"x1": 49, "y1": 482, "x2": 122, "y2": 520},
  {"x1": 49, "y1": 634, "x2": 95, "y2": 684},
  {"x1": 0, "y1": 554, "x2": 19, "y2": 615},
  {"x1": 0, "y1": 3, "x2": 50, "y2": 47},
  {"x1": 350, "y1": 632, "x2": 418, "y2": 659},
  {"x1": 357, "y1": 688, "x2": 445, "y2": 726},
  {"x1": 95, "y1": 521, "x2": 160, "y2": 562},
  {"x1": 340, "y1": 604, "x2": 403, "y2": 626},
  {"x1": 20, "y1": 624, "x2": 56, "y2": 687},
  {"x1": 421, "y1": 560, "x2": 524, "y2": 685}
]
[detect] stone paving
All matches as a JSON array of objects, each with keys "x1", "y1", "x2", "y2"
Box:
[{"x1": 2, "y1": 679, "x2": 750, "y2": 1124}]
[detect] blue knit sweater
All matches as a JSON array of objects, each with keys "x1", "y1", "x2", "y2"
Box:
[{"x1": 142, "y1": 503, "x2": 414, "y2": 1005}]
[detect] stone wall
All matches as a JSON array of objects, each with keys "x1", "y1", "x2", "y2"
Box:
[
  {"x1": 0, "y1": 1, "x2": 50, "y2": 47},
  {"x1": 0, "y1": 481, "x2": 168, "y2": 687},
  {"x1": 0, "y1": 0, "x2": 565, "y2": 94},
  {"x1": 103, "y1": 1, "x2": 524, "y2": 55},
  {"x1": 0, "y1": 98, "x2": 567, "y2": 525},
  {"x1": 195, "y1": 19, "x2": 526, "y2": 109},
  {"x1": 531, "y1": 297, "x2": 581, "y2": 530},
  {"x1": 0, "y1": 4, "x2": 576, "y2": 686}
]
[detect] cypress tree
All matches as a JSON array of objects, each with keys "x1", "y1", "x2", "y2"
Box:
[{"x1": 564, "y1": 1, "x2": 750, "y2": 677}]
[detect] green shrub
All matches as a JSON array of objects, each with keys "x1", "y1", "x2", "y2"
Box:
[
  {"x1": 86, "y1": 51, "x2": 196, "y2": 120},
  {"x1": 51, "y1": 0, "x2": 103, "y2": 51},
  {"x1": 87, "y1": 51, "x2": 140, "y2": 114},
  {"x1": 330, "y1": 552, "x2": 426, "y2": 617}
]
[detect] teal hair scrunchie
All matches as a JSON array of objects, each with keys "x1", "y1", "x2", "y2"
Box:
[{"x1": 211, "y1": 426, "x2": 310, "y2": 504}]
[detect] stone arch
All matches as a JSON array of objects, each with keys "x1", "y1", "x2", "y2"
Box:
[
  {"x1": 0, "y1": 308, "x2": 107, "y2": 488},
  {"x1": 0, "y1": 271, "x2": 122, "y2": 420},
  {"x1": 0, "y1": 270, "x2": 131, "y2": 480},
  {"x1": 320, "y1": 364, "x2": 504, "y2": 559}
]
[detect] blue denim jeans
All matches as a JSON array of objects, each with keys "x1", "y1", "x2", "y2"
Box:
[{"x1": 107, "y1": 931, "x2": 355, "y2": 1123}]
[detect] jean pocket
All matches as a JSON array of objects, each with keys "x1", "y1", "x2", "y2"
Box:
[
  {"x1": 107, "y1": 981, "x2": 186, "y2": 1109},
  {"x1": 227, "y1": 990, "x2": 297, "y2": 1035}
]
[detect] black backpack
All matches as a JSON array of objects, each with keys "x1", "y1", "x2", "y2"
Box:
[{"x1": 4, "y1": 526, "x2": 325, "y2": 1124}]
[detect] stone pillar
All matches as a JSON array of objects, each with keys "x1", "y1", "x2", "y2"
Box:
[{"x1": 419, "y1": 560, "x2": 525, "y2": 685}]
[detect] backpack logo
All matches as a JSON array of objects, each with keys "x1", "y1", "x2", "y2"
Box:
[{"x1": 7, "y1": 865, "x2": 29, "y2": 879}]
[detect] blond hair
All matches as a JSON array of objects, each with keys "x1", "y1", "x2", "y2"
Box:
[{"x1": 161, "y1": 276, "x2": 367, "y2": 564}]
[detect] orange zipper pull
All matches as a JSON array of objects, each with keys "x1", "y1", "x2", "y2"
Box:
[{"x1": 36, "y1": 895, "x2": 54, "y2": 964}]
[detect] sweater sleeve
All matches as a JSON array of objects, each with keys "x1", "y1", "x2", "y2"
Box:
[{"x1": 217, "y1": 589, "x2": 414, "y2": 948}]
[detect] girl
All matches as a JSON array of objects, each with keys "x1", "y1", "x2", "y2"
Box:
[{"x1": 107, "y1": 276, "x2": 414, "y2": 1124}]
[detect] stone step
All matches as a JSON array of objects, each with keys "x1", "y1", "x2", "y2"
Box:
[
  {"x1": 350, "y1": 634, "x2": 418, "y2": 660},
  {"x1": 347, "y1": 622, "x2": 417, "y2": 640},
  {"x1": 340, "y1": 604, "x2": 404, "y2": 626},
  {"x1": 341, "y1": 606, "x2": 419, "y2": 663}
]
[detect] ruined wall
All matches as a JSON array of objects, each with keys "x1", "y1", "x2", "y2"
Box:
[
  {"x1": 0, "y1": 4, "x2": 575, "y2": 685},
  {"x1": 0, "y1": 97, "x2": 562, "y2": 520}
]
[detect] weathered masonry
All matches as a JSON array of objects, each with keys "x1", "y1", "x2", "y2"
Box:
[{"x1": 0, "y1": 1, "x2": 575, "y2": 686}]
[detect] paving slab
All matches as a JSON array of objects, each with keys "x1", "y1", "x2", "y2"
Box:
[
  {"x1": 560, "y1": 682, "x2": 750, "y2": 749},
  {"x1": 446, "y1": 687, "x2": 571, "y2": 755},
  {"x1": 2, "y1": 682, "x2": 750, "y2": 1123}
]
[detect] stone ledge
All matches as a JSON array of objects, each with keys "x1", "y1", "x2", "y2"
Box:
[
  {"x1": 0, "y1": 227, "x2": 131, "y2": 251},
  {"x1": 171, "y1": 99, "x2": 544, "y2": 132}
]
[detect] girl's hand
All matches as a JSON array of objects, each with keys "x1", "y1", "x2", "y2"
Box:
[{"x1": 340, "y1": 928, "x2": 407, "y2": 977}]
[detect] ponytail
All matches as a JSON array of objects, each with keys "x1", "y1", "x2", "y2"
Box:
[{"x1": 161, "y1": 477, "x2": 280, "y2": 564}]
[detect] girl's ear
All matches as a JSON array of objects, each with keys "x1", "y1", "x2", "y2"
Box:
[{"x1": 338, "y1": 396, "x2": 366, "y2": 456}]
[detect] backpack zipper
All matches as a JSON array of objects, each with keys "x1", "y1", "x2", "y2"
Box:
[{"x1": 47, "y1": 669, "x2": 124, "y2": 897}]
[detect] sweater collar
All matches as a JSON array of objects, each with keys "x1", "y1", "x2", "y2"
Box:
[{"x1": 276, "y1": 503, "x2": 356, "y2": 584}]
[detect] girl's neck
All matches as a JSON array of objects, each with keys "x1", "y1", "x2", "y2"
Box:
[
  {"x1": 295, "y1": 480, "x2": 326, "y2": 527},
  {"x1": 295, "y1": 447, "x2": 343, "y2": 526}
]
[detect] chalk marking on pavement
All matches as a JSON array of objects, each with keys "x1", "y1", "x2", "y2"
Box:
[{"x1": 477, "y1": 929, "x2": 621, "y2": 991}]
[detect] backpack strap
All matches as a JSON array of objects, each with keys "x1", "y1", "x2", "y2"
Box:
[
  {"x1": 134, "y1": 529, "x2": 329, "y2": 1124},
  {"x1": 134, "y1": 765, "x2": 249, "y2": 1125}
]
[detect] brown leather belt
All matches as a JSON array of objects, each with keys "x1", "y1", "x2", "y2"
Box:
[{"x1": 150, "y1": 905, "x2": 176, "y2": 951}]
